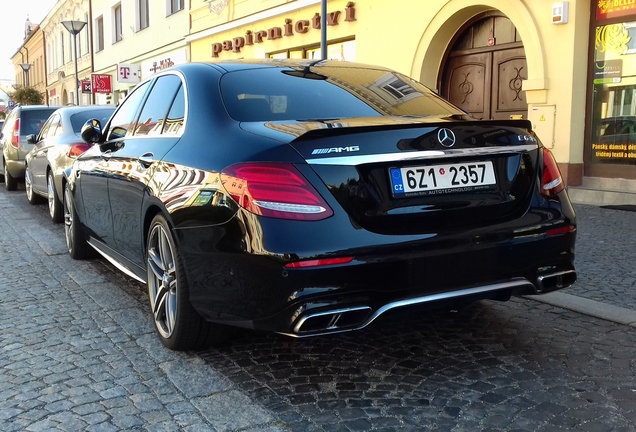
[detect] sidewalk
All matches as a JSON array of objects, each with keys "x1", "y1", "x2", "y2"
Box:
[{"x1": 528, "y1": 203, "x2": 636, "y2": 327}]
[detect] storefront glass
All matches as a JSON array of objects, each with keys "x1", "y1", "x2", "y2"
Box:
[
  {"x1": 591, "y1": 22, "x2": 636, "y2": 165},
  {"x1": 269, "y1": 40, "x2": 355, "y2": 61}
]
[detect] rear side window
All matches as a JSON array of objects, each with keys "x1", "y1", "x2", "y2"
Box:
[
  {"x1": 38, "y1": 114, "x2": 60, "y2": 140},
  {"x1": 220, "y1": 66, "x2": 464, "y2": 122},
  {"x1": 21, "y1": 109, "x2": 57, "y2": 136},
  {"x1": 134, "y1": 75, "x2": 183, "y2": 136},
  {"x1": 107, "y1": 81, "x2": 151, "y2": 140}
]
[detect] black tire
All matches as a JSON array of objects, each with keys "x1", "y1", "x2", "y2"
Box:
[
  {"x1": 64, "y1": 183, "x2": 91, "y2": 259},
  {"x1": 25, "y1": 168, "x2": 45, "y2": 205},
  {"x1": 48, "y1": 171, "x2": 63, "y2": 223},
  {"x1": 5, "y1": 163, "x2": 17, "y2": 191},
  {"x1": 146, "y1": 214, "x2": 234, "y2": 350}
]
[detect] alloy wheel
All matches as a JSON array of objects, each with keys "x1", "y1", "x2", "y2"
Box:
[
  {"x1": 25, "y1": 171, "x2": 34, "y2": 201},
  {"x1": 147, "y1": 223, "x2": 178, "y2": 339},
  {"x1": 48, "y1": 174, "x2": 56, "y2": 218},
  {"x1": 63, "y1": 187, "x2": 74, "y2": 252}
]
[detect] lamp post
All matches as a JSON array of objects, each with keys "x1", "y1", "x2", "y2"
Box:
[
  {"x1": 19, "y1": 63, "x2": 31, "y2": 87},
  {"x1": 61, "y1": 20, "x2": 87, "y2": 106}
]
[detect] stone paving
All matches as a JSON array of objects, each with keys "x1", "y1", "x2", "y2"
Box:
[
  {"x1": 1, "y1": 185, "x2": 635, "y2": 431},
  {"x1": 566, "y1": 204, "x2": 636, "y2": 310},
  {"x1": 0, "y1": 188, "x2": 283, "y2": 432}
]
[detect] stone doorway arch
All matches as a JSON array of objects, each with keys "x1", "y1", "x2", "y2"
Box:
[
  {"x1": 440, "y1": 11, "x2": 527, "y2": 120},
  {"x1": 410, "y1": 0, "x2": 547, "y2": 108}
]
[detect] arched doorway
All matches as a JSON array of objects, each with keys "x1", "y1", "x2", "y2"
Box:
[{"x1": 440, "y1": 12, "x2": 528, "y2": 120}]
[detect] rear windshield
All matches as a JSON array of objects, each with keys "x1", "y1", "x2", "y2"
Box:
[
  {"x1": 70, "y1": 109, "x2": 116, "y2": 133},
  {"x1": 20, "y1": 109, "x2": 57, "y2": 136},
  {"x1": 220, "y1": 66, "x2": 465, "y2": 122}
]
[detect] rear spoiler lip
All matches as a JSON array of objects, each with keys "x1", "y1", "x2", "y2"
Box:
[{"x1": 289, "y1": 118, "x2": 534, "y2": 142}]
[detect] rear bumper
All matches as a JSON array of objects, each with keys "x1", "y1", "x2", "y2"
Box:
[
  {"x1": 6, "y1": 158, "x2": 26, "y2": 179},
  {"x1": 175, "y1": 210, "x2": 576, "y2": 336}
]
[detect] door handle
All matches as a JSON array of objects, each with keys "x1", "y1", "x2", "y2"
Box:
[{"x1": 139, "y1": 152, "x2": 154, "y2": 168}]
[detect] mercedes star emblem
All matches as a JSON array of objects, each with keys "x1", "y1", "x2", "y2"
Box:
[{"x1": 437, "y1": 128, "x2": 456, "y2": 148}]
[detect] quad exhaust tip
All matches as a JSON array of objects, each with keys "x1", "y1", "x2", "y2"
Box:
[
  {"x1": 536, "y1": 270, "x2": 577, "y2": 293},
  {"x1": 288, "y1": 277, "x2": 571, "y2": 337}
]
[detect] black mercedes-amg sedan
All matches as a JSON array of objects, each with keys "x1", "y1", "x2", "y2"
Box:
[{"x1": 64, "y1": 59, "x2": 576, "y2": 350}]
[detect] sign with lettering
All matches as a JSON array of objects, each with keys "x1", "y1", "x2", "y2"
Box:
[
  {"x1": 210, "y1": 2, "x2": 357, "y2": 58},
  {"x1": 117, "y1": 63, "x2": 141, "y2": 83},
  {"x1": 91, "y1": 74, "x2": 112, "y2": 94},
  {"x1": 141, "y1": 49, "x2": 187, "y2": 80},
  {"x1": 597, "y1": 0, "x2": 636, "y2": 20},
  {"x1": 593, "y1": 59, "x2": 623, "y2": 84}
]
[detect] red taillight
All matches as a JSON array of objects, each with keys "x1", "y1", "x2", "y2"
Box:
[
  {"x1": 285, "y1": 256, "x2": 354, "y2": 268},
  {"x1": 221, "y1": 162, "x2": 333, "y2": 221},
  {"x1": 66, "y1": 143, "x2": 91, "y2": 158},
  {"x1": 541, "y1": 148, "x2": 565, "y2": 196},
  {"x1": 10, "y1": 119, "x2": 20, "y2": 148}
]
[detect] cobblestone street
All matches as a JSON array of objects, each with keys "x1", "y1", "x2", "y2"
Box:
[{"x1": 1, "y1": 184, "x2": 635, "y2": 431}]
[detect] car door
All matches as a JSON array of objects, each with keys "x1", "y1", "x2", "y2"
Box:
[
  {"x1": 76, "y1": 81, "x2": 152, "y2": 248},
  {"x1": 107, "y1": 74, "x2": 185, "y2": 267},
  {"x1": 29, "y1": 113, "x2": 61, "y2": 194}
]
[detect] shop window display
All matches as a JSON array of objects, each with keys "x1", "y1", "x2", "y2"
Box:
[{"x1": 592, "y1": 22, "x2": 636, "y2": 164}]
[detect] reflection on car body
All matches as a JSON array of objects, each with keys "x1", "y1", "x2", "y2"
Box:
[
  {"x1": 63, "y1": 60, "x2": 577, "y2": 351},
  {"x1": 24, "y1": 105, "x2": 116, "y2": 222}
]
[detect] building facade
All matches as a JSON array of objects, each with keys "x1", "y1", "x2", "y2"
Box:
[
  {"x1": 11, "y1": 19, "x2": 48, "y2": 101},
  {"x1": 41, "y1": 0, "x2": 92, "y2": 106},
  {"x1": 90, "y1": 0, "x2": 190, "y2": 105},
  {"x1": 7, "y1": 0, "x2": 636, "y2": 197},
  {"x1": 185, "y1": 0, "x2": 636, "y2": 191}
]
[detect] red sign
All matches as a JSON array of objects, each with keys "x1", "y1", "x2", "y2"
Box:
[
  {"x1": 91, "y1": 74, "x2": 112, "y2": 94},
  {"x1": 81, "y1": 80, "x2": 92, "y2": 93},
  {"x1": 597, "y1": 0, "x2": 636, "y2": 20}
]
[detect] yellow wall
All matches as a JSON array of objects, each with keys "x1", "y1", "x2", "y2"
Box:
[{"x1": 189, "y1": 0, "x2": 591, "y2": 167}]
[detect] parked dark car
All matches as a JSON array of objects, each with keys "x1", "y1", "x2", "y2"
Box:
[
  {"x1": 0, "y1": 105, "x2": 57, "y2": 190},
  {"x1": 24, "y1": 105, "x2": 116, "y2": 222},
  {"x1": 65, "y1": 60, "x2": 577, "y2": 351}
]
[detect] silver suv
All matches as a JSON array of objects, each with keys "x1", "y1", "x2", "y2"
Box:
[{"x1": 0, "y1": 105, "x2": 57, "y2": 190}]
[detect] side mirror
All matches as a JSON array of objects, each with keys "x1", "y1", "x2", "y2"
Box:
[
  {"x1": 81, "y1": 119, "x2": 103, "y2": 143},
  {"x1": 26, "y1": 134, "x2": 37, "y2": 144}
]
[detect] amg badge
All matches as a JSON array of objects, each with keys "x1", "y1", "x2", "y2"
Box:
[{"x1": 311, "y1": 146, "x2": 360, "y2": 155}]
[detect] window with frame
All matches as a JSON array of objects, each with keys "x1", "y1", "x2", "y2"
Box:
[
  {"x1": 134, "y1": 75, "x2": 182, "y2": 136},
  {"x1": 114, "y1": 4, "x2": 123, "y2": 43},
  {"x1": 169, "y1": 0, "x2": 184, "y2": 15},
  {"x1": 60, "y1": 31, "x2": 65, "y2": 64},
  {"x1": 38, "y1": 114, "x2": 59, "y2": 140},
  {"x1": 107, "y1": 81, "x2": 151, "y2": 140},
  {"x1": 163, "y1": 85, "x2": 185, "y2": 135},
  {"x1": 96, "y1": 16, "x2": 104, "y2": 52},
  {"x1": 138, "y1": 0, "x2": 149, "y2": 30}
]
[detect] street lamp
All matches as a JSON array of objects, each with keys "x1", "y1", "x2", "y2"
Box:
[
  {"x1": 61, "y1": 20, "x2": 87, "y2": 106},
  {"x1": 19, "y1": 63, "x2": 31, "y2": 87}
]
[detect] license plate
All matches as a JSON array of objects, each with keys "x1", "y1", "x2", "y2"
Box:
[{"x1": 390, "y1": 161, "x2": 496, "y2": 197}]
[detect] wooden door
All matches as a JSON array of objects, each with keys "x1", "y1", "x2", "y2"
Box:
[
  {"x1": 443, "y1": 52, "x2": 492, "y2": 120},
  {"x1": 442, "y1": 48, "x2": 527, "y2": 120},
  {"x1": 492, "y1": 48, "x2": 527, "y2": 120}
]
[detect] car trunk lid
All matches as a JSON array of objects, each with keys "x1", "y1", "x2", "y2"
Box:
[{"x1": 241, "y1": 117, "x2": 540, "y2": 234}]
